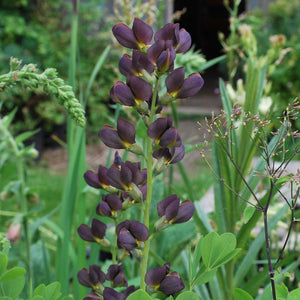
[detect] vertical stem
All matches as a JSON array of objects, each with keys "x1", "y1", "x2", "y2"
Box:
[
  {"x1": 264, "y1": 182, "x2": 277, "y2": 300},
  {"x1": 140, "y1": 78, "x2": 159, "y2": 290}
]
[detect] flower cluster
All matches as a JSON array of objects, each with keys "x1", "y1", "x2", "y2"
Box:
[{"x1": 78, "y1": 17, "x2": 204, "y2": 299}]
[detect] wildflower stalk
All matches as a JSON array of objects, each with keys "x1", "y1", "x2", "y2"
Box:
[{"x1": 140, "y1": 77, "x2": 160, "y2": 291}]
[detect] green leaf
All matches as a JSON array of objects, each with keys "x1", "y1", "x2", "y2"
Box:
[
  {"x1": 243, "y1": 206, "x2": 256, "y2": 224},
  {"x1": 233, "y1": 288, "x2": 254, "y2": 300},
  {"x1": 201, "y1": 232, "x2": 238, "y2": 269},
  {"x1": 15, "y1": 129, "x2": 40, "y2": 144},
  {"x1": 0, "y1": 254, "x2": 8, "y2": 276},
  {"x1": 260, "y1": 283, "x2": 288, "y2": 300},
  {"x1": 0, "y1": 267, "x2": 26, "y2": 281},
  {"x1": 288, "y1": 288, "x2": 300, "y2": 300},
  {"x1": 193, "y1": 265, "x2": 217, "y2": 287},
  {"x1": 127, "y1": 289, "x2": 152, "y2": 300},
  {"x1": 0, "y1": 268, "x2": 26, "y2": 298},
  {"x1": 176, "y1": 291, "x2": 200, "y2": 300},
  {"x1": 3, "y1": 108, "x2": 17, "y2": 128},
  {"x1": 33, "y1": 282, "x2": 62, "y2": 300}
]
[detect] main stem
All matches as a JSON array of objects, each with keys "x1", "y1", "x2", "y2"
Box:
[
  {"x1": 264, "y1": 182, "x2": 276, "y2": 300},
  {"x1": 140, "y1": 77, "x2": 160, "y2": 290}
]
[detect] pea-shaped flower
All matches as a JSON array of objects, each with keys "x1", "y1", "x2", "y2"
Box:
[
  {"x1": 110, "y1": 76, "x2": 152, "y2": 112},
  {"x1": 154, "y1": 23, "x2": 192, "y2": 53},
  {"x1": 107, "y1": 160, "x2": 147, "y2": 194},
  {"x1": 106, "y1": 264, "x2": 128, "y2": 287},
  {"x1": 154, "y1": 194, "x2": 195, "y2": 232},
  {"x1": 77, "y1": 265, "x2": 106, "y2": 292},
  {"x1": 99, "y1": 118, "x2": 136, "y2": 150},
  {"x1": 145, "y1": 263, "x2": 185, "y2": 296},
  {"x1": 96, "y1": 194, "x2": 123, "y2": 218},
  {"x1": 78, "y1": 219, "x2": 110, "y2": 247},
  {"x1": 153, "y1": 144, "x2": 185, "y2": 166},
  {"x1": 112, "y1": 18, "x2": 153, "y2": 50},
  {"x1": 103, "y1": 286, "x2": 136, "y2": 300},
  {"x1": 147, "y1": 117, "x2": 182, "y2": 148},
  {"x1": 119, "y1": 50, "x2": 155, "y2": 77},
  {"x1": 116, "y1": 220, "x2": 149, "y2": 251},
  {"x1": 84, "y1": 165, "x2": 111, "y2": 190},
  {"x1": 165, "y1": 67, "x2": 204, "y2": 100}
]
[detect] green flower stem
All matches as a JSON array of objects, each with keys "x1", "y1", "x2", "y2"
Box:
[
  {"x1": 0, "y1": 120, "x2": 32, "y2": 298},
  {"x1": 113, "y1": 218, "x2": 119, "y2": 264},
  {"x1": 140, "y1": 77, "x2": 160, "y2": 291}
]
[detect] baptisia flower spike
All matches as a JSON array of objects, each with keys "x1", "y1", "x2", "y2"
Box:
[
  {"x1": 145, "y1": 263, "x2": 185, "y2": 296},
  {"x1": 112, "y1": 18, "x2": 153, "y2": 50}
]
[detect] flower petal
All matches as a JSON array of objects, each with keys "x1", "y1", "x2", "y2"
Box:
[
  {"x1": 173, "y1": 200, "x2": 195, "y2": 223},
  {"x1": 145, "y1": 263, "x2": 170, "y2": 287},
  {"x1": 177, "y1": 73, "x2": 204, "y2": 99},
  {"x1": 176, "y1": 29, "x2": 192, "y2": 53},
  {"x1": 154, "y1": 23, "x2": 176, "y2": 42},
  {"x1": 78, "y1": 268, "x2": 91, "y2": 287},
  {"x1": 117, "y1": 118, "x2": 136, "y2": 145},
  {"x1": 99, "y1": 125, "x2": 125, "y2": 149},
  {"x1": 127, "y1": 76, "x2": 152, "y2": 102},
  {"x1": 112, "y1": 23, "x2": 138, "y2": 49},
  {"x1": 166, "y1": 67, "x2": 185, "y2": 94},
  {"x1": 129, "y1": 220, "x2": 149, "y2": 242},
  {"x1": 91, "y1": 219, "x2": 107, "y2": 239},
  {"x1": 132, "y1": 18, "x2": 153, "y2": 46},
  {"x1": 78, "y1": 224, "x2": 94, "y2": 242},
  {"x1": 159, "y1": 273, "x2": 185, "y2": 295},
  {"x1": 113, "y1": 81, "x2": 135, "y2": 106}
]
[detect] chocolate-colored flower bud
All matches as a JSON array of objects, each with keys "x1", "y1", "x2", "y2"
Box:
[
  {"x1": 119, "y1": 50, "x2": 155, "y2": 77},
  {"x1": 107, "y1": 161, "x2": 147, "y2": 192},
  {"x1": 147, "y1": 117, "x2": 182, "y2": 148},
  {"x1": 174, "y1": 26, "x2": 192, "y2": 53},
  {"x1": 116, "y1": 220, "x2": 149, "y2": 251},
  {"x1": 78, "y1": 265, "x2": 106, "y2": 292},
  {"x1": 147, "y1": 40, "x2": 176, "y2": 73},
  {"x1": 156, "y1": 194, "x2": 194, "y2": 226},
  {"x1": 78, "y1": 219, "x2": 110, "y2": 247},
  {"x1": 166, "y1": 67, "x2": 204, "y2": 99},
  {"x1": 111, "y1": 76, "x2": 152, "y2": 111},
  {"x1": 96, "y1": 194, "x2": 123, "y2": 218},
  {"x1": 112, "y1": 18, "x2": 153, "y2": 50},
  {"x1": 154, "y1": 23, "x2": 177, "y2": 42},
  {"x1": 153, "y1": 144, "x2": 185, "y2": 165},
  {"x1": 84, "y1": 165, "x2": 110, "y2": 189},
  {"x1": 106, "y1": 264, "x2": 128, "y2": 287},
  {"x1": 103, "y1": 286, "x2": 136, "y2": 300},
  {"x1": 145, "y1": 263, "x2": 185, "y2": 296},
  {"x1": 99, "y1": 118, "x2": 136, "y2": 149}
]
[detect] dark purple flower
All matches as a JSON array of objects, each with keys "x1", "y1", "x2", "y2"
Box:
[
  {"x1": 145, "y1": 263, "x2": 185, "y2": 296},
  {"x1": 157, "y1": 194, "x2": 195, "y2": 224},
  {"x1": 107, "y1": 160, "x2": 147, "y2": 192},
  {"x1": 147, "y1": 40, "x2": 176, "y2": 73},
  {"x1": 78, "y1": 219, "x2": 110, "y2": 247},
  {"x1": 166, "y1": 67, "x2": 204, "y2": 99},
  {"x1": 112, "y1": 18, "x2": 153, "y2": 50},
  {"x1": 147, "y1": 117, "x2": 182, "y2": 148},
  {"x1": 103, "y1": 286, "x2": 136, "y2": 300},
  {"x1": 154, "y1": 23, "x2": 191, "y2": 53},
  {"x1": 116, "y1": 220, "x2": 149, "y2": 251},
  {"x1": 84, "y1": 165, "x2": 110, "y2": 190},
  {"x1": 119, "y1": 50, "x2": 155, "y2": 77},
  {"x1": 153, "y1": 144, "x2": 185, "y2": 165},
  {"x1": 106, "y1": 264, "x2": 128, "y2": 287},
  {"x1": 96, "y1": 194, "x2": 123, "y2": 218},
  {"x1": 99, "y1": 118, "x2": 136, "y2": 149},
  {"x1": 78, "y1": 265, "x2": 106, "y2": 291},
  {"x1": 110, "y1": 76, "x2": 152, "y2": 112}
]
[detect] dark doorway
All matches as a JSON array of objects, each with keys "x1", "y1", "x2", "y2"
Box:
[{"x1": 174, "y1": 0, "x2": 246, "y2": 60}]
